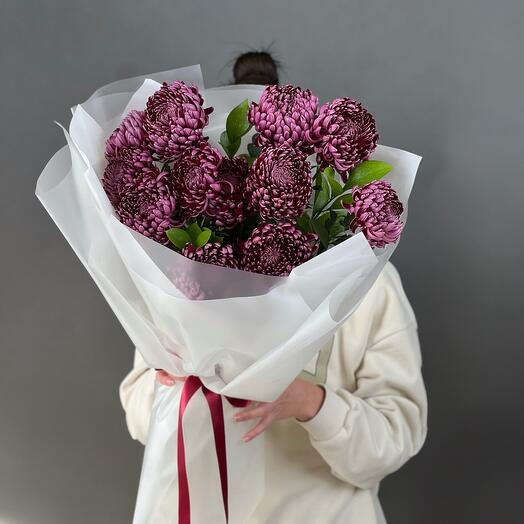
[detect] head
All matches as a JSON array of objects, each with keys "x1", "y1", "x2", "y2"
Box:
[{"x1": 233, "y1": 51, "x2": 279, "y2": 86}]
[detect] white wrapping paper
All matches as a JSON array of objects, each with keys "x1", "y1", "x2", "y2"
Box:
[{"x1": 35, "y1": 65, "x2": 421, "y2": 524}]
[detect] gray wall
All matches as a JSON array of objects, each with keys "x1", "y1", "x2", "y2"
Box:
[{"x1": 1, "y1": 1, "x2": 523, "y2": 523}]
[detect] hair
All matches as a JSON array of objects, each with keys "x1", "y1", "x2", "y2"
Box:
[{"x1": 232, "y1": 51, "x2": 280, "y2": 86}]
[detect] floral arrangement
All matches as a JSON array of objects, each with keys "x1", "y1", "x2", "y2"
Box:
[
  {"x1": 38, "y1": 65, "x2": 421, "y2": 523},
  {"x1": 103, "y1": 81, "x2": 404, "y2": 276}
]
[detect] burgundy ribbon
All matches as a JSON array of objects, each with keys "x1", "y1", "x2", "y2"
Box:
[{"x1": 177, "y1": 376, "x2": 249, "y2": 524}]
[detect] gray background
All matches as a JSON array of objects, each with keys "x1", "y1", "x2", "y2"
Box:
[{"x1": 1, "y1": 0, "x2": 523, "y2": 523}]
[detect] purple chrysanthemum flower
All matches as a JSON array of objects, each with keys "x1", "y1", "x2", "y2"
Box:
[
  {"x1": 246, "y1": 144, "x2": 312, "y2": 221},
  {"x1": 102, "y1": 158, "x2": 138, "y2": 207},
  {"x1": 110, "y1": 146, "x2": 153, "y2": 171},
  {"x1": 307, "y1": 98, "x2": 378, "y2": 180},
  {"x1": 115, "y1": 168, "x2": 178, "y2": 244},
  {"x1": 205, "y1": 157, "x2": 248, "y2": 229},
  {"x1": 171, "y1": 272, "x2": 206, "y2": 300},
  {"x1": 345, "y1": 180, "x2": 404, "y2": 248},
  {"x1": 240, "y1": 222, "x2": 318, "y2": 276},
  {"x1": 104, "y1": 110, "x2": 153, "y2": 179},
  {"x1": 144, "y1": 81, "x2": 213, "y2": 161},
  {"x1": 105, "y1": 110, "x2": 149, "y2": 160},
  {"x1": 181, "y1": 242, "x2": 238, "y2": 269},
  {"x1": 248, "y1": 85, "x2": 318, "y2": 153},
  {"x1": 172, "y1": 141, "x2": 223, "y2": 220}
]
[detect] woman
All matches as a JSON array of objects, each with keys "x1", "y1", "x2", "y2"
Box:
[{"x1": 120, "y1": 52, "x2": 428, "y2": 524}]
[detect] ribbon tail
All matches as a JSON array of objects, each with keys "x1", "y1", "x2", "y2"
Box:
[
  {"x1": 178, "y1": 376, "x2": 203, "y2": 524},
  {"x1": 203, "y1": 388, "x2": 230, "y2": 522},
  {"x1": 178, "y1": 376, "x2": 250, "y2": 524}
]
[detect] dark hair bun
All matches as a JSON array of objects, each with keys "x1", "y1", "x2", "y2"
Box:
[{"x1": 233, "y1": 51, "x2": 279, "y2": 85}]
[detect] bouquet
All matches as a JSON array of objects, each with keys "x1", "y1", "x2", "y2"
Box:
[
  {"x1": 36, "y1": 65, "x2": 421, "y2": 524},
  {"x1": 103, "y1": 74, "x2": 404, "y2": 276}
]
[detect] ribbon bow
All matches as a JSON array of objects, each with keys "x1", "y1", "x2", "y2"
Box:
[{"x1": 178, "y1": 376, "x2": 249, "y2": 524}]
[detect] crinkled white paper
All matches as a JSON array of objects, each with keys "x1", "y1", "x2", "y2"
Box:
[{"x1": 36, "y1": 65, "x2": 421, "y2": 524}]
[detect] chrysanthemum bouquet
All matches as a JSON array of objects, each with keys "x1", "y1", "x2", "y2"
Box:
[
  {"x1": 104, "y1": 79, "x2": 405, "y2": 281},
  {"x1": 36, "y1": 65, "x2": 420, "y2": 524}
]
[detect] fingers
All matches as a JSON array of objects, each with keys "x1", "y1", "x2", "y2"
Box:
[
  {"x1": 155, "y1": 370, "x2": 186, "y2": 387},
  {"x1": 234, "y1": 403, "x2": 274, "y2": 442},
  {"x1": 156, "y1": 370, "x2": 175, "y2": 386},
  {"x1": 233, "y1": 403, "x2": 269, "y2": 422},
  {"x1": 242, "y1": 414, "x2": 273, "y2": 442}
]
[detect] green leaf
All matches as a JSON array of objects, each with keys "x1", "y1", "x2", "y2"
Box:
[
  {"x1": 330, "y1": 222, "x2": 347, "y2": 237},
  {"x1": 324, "y1": 210, "x2": 337, "y2": 229},
  {"x1": 313, "y1": 173, "x2": 331, "y2": 215},
  {"x1": 185, "y1": 222, "x2": 202, "y2": 244},
  {"x1": 247, "y1": 142, "x2": 261, "y2": 159},
  {"x1": 209, "y1": 231, "x2": 224, "y2": 244},
  {"x1": 331, "y1": 232, "x2": 350, "y2": 246},
  {"x1": 296, "y1": 213, "x2": 313, "y2": 234},
  {"x1": 345, "y1": 160, "x2": 392, "y2": 189},
  {"x1": 326, "y1": 175, "x2": 343, "y2": 198},
  {"x1": 195, "y1": 229, "x2": 212, "y2": 248},
  {"x1": 343, "y1": 212, "x2": 353, "y2": 227},
  {"x1": 311, "y1": 218, "x2": 330, "y2": 249},
  {"x1": 322, "y1": 166, "x2": 336, "y2": 178},
  {"x1": 317, "y1": 211, "x2": 331, "y2": 226},
  {"x1": 326, "y1": 211, "x2": 347, "y2": 238},
  {"x1": 166, "y1": 228, "x2": 191, "y2": 250},
  {"x1": 312, "y1": 168, "x2": 345, "y2": 215},
  {"x1": 332, "y1": 192, "x2": 354, "y2": 210},
  {"x1": 219, "y1": 131, "x2": 241, "y2": 159},
  {"x1": 226, "y1": 99, "x2": 252, "y2": 141},
  {"x1": 319, "y1": 166, "x2": 343, "y2": 199}
]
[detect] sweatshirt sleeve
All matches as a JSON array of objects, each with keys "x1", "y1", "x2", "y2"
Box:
[
  {"x1": 119, "y1": 350, "x2": 156, "y2": 445},
  {"x1": 297, "y1": 263, "x2": 428, "y2": 489}
]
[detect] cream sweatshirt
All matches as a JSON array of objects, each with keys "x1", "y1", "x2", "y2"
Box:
[{"x1": 120, "y1": 262, "x2": 428, "y2": 524}]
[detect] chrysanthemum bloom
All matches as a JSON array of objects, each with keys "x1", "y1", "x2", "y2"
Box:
[
  {"x1": 144, "y1": 81, "x2": 212, "y2": 161},
  {"x1": 105, "y1": 110, "x2": 149, "y2": 160},
  {"x1": 105, "y1": 110, "x2": 153, "y2": 180},
  {"x1": 181, "y1": 242, "x2": 238, "y2": 269},
  {"x1": 240, "y1": 222, "x2": 318, "y2": 276},
  {"x1": 246, "y1": 144, "x2": 312, "y2": 220},
  {"x1": 205, "y1": 157, "x2": 248, "y2": 229},
  {"x1": 345, "y1": 180, "x2": 404, "y2": 248},
  {"x1": 307, "y1": 98, "x2": 378, "y2": 180},
  {"x1": 102, "y1": 158, "x2": 138, "y2": 207},
  {"x1": 172, "y1": 141, "x2": 223, "y2": 220},
  {"x1": 248, "y1": 85, "x2": 318, "y2": 153},
  {"x1": 171, "y1": 272, "x2": 206, "y2": 300},
  {"x1": 115, "y1": 168, "x2": 177, "y2": 244}
]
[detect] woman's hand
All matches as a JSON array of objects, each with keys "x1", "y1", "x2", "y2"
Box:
[
  {"x1": 234, "y1": 378, "x2": 326, "y2": 442},
  {"x1": 154, "y1": 372, "x2": 325, "y2": 443},
  {"x1": 155, "y1": 369, "x2": 186, "y2": 387}
]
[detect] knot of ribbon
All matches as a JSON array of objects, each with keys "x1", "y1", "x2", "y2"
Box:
[{"x1": 177, "y1": 375, "x2": 249, "y2": 524}]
